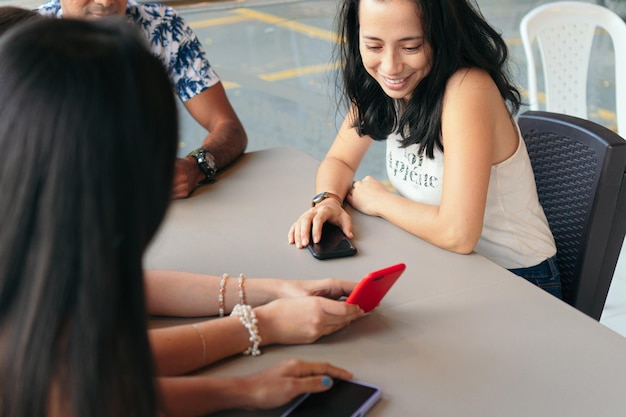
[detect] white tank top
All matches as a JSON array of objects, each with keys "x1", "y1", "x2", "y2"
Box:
[{"x1": 386, "y1": 128, "x2": 556, "y2": 269}]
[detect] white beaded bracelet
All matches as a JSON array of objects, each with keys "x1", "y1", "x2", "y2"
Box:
[
  {"x1": 238, "y1": 273, "x2": 247, "y2": 305},
  {"x1": 218, "y1": 273, "x2": 229, "y2": 317},
  {"x1": 230, "y1": 303, "x2": 262, "y2": 356}
]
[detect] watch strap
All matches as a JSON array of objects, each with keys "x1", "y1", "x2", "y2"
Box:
[
  {"x1": 311, "y1": 191, "x2": 343, "y2": 207},
  {"x1": 188, "y1": 147, "x2": 217, "y2": 183}
]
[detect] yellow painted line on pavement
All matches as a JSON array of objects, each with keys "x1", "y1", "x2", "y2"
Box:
[
  {"x1": 505, "y1": 38, "x2": 522, "y2": 46},
  {"x1": 221, "y1": 81, "x2": 240, "y2": 89},
  {"x1": 595, "y1": 107, "x2": 618, "y2": 132},
  {"x1": 233, "y1": 8, "x2": 340, "y2": 43},
  {"x1": 518, "y1": 86, "x2": 617, "y2": 131},
  {"x1": 260, "y1": 61, "x2": 341, "y2": 82},
  {"x1": 188, "y1": 14, "x2": 253, "y2": 29},
  {"x1": 188, "y1": 9, "x2": 339, "y2": 83},
  {"x1": 518, "y1": 86, "x2": 546, "y2": 104}
]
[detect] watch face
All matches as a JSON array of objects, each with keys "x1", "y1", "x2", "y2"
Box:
[
  {"x1": 188, "y1": 148, "x2": 205, "y2": 159},
  {"x1": 312, "y1": 192, "x2": 327, "y2": 204},
  {"x1": 188, "y1": 148, "x2": 216, "y2": 182}
]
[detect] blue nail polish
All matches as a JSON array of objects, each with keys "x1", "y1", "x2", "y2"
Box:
[{"x1": 322, "y1": 376, "x2": 333, "y2": 387}]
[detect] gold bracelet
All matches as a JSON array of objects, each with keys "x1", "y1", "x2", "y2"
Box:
[{"x1": 191, "y1": 324, "x2": 206, "y2": 365}]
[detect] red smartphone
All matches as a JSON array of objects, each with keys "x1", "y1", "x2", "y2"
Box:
[{"x1": 345, "y1": 263, "x2": 406, "y2": 312}]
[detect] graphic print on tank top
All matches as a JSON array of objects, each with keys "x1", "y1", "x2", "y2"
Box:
[{"x1": 386, "y1": 133, "x2": 443, "y2": 206}]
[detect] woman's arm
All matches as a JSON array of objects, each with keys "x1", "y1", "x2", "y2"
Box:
[
  {"x1": 145, "y1": 270, "x2": 277, "y2": 317},
  {"x1": 150, "y1": 296, "x2": 364, "y2": 376},
  {"x1": 157, "y1": 359, "x2": 353, "y2": 417},
  {"x1": 289, "y1": 108, "x2": 373, "y2": 247},
  {"x1": 145, "y1": 270, "x2": 359, "y2": 317},
  {"x1": 346, "y1": 68, "x2": 518, "y2": 254}
]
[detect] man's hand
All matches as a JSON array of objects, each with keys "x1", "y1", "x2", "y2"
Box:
[{"x1": 171, "y1": 156, "x2": 205, "y2": 199}]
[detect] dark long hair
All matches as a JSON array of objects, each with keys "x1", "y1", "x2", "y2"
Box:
[
  {"x1": 0, "y1": 18, "x2": 178, "y2": 417},
  {"x1": 337, "y1": 0, "x2": 521, "y2": 158},
  {"x1": 0, "y1": 6, "x2": 42, "y2": 36}
]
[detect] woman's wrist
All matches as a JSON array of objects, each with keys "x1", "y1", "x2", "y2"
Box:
[
  {"x1": 157, "y1": 375, "x2": 261, "y2": 416},
  {"x1": 205, "y1": 376, "x2": 258, "y2": 412},
  {"x1": 315, "y1": 197, "x2": 343, "y2": 209},
  {"x1": 252, "y1": 305, "x2": 274, "y2": 346},
  {"x1": 311, "y1": 191, "x2": 344, "y2": 207},
  {"x1": 272, "y1": 279, "x2": 308, "y2": 299},
  {"x1": 242, "y1": 278, "x2": 281, "y2": 306}
]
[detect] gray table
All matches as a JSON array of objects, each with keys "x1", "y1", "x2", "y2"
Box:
[{"x1": 145, "y1": 147, "x2": 626, "y2": 417}]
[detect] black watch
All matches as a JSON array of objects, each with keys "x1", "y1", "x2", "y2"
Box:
[
  {"x1": 187, "y1": 147, "x2": 217, "y2": 183},
  {"x1": 311, "y1": 191, "x2": 343, "y2": 207}
]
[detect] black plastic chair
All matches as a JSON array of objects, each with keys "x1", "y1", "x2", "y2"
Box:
[{"x1": 518, "y1": 111, "x2": 626, "y2": 320}]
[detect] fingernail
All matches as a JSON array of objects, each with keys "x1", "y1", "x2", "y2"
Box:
[{"x1": 321, "y1": 376, "x2": 333, "y2": 387}]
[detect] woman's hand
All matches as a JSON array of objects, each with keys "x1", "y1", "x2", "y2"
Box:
[
  {"x1": 255, "y1": 296, "x2": 364, "y2": 345},
  {"x1": 244, "y1": 277, "x2": 357, "y2": 307},
  {"x1": 346, "y1": 176, "x2": 391, "y2": 217},
  {"x1": 288, "y1": 200, "x2": 353, "y2": 248},
  {"x1": 275, "y1": 278, "x2": 358, "y2": 300},
  {"x1": 157, "y1": 360, "x2": 353, "y2": 415},
  {"x1": 241, "y1": 359, "x2": 353, "y2": 410}
]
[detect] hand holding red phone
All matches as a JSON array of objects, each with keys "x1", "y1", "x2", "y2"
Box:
[{"x1": 345, "y1": 263, "x2": 406, "y2": 312}]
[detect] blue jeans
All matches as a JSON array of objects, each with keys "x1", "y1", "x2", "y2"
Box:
[{"x1": 508, "y1": 255, "x2": 562, "y2": 299}]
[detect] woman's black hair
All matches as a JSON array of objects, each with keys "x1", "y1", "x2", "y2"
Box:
[
  {"x1": 0, "y1": 6, "x2": 42, "y2": 36},
  {"x1": 0, "y1": 18, "x2": 178, "y2": 417},
  {"x1": 337, "y1": 0, "x2": 521, "y2": 158}
]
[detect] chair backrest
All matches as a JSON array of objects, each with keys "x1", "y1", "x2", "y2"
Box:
[
  {"x1": 520, "y1": 1, "x2": 626, "y2": 135},
  {"x1": 518, "y1": 111, "x2": 626, "y2": 320}
]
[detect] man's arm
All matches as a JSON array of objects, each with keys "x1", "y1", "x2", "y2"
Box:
[{"x1": 172, "y1": 82, "x2": 247, "y2": 199}]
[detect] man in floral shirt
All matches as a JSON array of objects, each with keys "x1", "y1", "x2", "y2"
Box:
[{"x1": 38, "y1": 0, "x2": 248, "y2": 199}]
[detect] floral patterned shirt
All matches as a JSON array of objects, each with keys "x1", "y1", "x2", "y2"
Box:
[{"x1": 37, "y1": 0, "x2": 219, "y2": 101}]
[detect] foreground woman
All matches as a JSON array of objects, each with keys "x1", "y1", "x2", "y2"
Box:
[{"x1": 0, "y1": 18, "x2": 360, "y2": 417}]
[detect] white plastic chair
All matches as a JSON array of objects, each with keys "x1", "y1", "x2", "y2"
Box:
[{"x1": 520, "y1": 1, "x2": 626, "y2": 135}]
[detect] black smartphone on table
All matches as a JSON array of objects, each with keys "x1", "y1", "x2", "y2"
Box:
[
  {"x1": 280, "y1": 379, "x2": 381, "y2": 417},
  {"x1": 307, "y1": 223, "x2": 357, "y2": 260}
]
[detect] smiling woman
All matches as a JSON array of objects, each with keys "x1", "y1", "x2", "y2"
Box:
[
  {"x1": 288, "y1": 0, "x2": 562, "y2": 299},
  {"x1": 357, "y1": 0, "x2": 431, "y2": 101}
]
